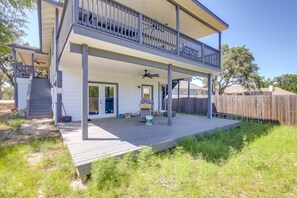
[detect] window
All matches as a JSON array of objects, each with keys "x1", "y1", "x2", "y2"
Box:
[{"x1": 142, "y1": 85, "x2": 153, "y2": 101}]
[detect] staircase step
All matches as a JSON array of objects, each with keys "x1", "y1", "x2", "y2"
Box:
[
  {"x1": 28, "y1": 115, "x2": 52, "y2": 119},
  {"x1": 30, "y1": 107, "x2": 52, "y2": 112},
  {"x1": 29, "y1": 111, "x2": 52, "y2": 116}
]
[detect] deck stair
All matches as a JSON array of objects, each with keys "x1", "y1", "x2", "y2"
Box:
[{"x1": 28, "y1": 78, "x2": 52, "y2": 119}]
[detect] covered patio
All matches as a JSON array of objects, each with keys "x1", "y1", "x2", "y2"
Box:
[{"x1": 59, "y1": 114, "x2": 241, "y2": 177}]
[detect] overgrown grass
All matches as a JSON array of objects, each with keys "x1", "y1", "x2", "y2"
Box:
[
  {"x1": 0, "y1": 123, "x2": 296, "y2": 197},
  {"x1": 0, "y1": 138, "x2": 77, "y2": 197},
  {"x1": 0, "y1": 115, "x2": 25, "y2": 131},
  {"x1": 87, "y1": 123, "x2": 297, "y2": 197}
]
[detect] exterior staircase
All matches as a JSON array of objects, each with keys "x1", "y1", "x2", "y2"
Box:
[{"x1": 28, "y1": 78, "x2": 52, "y2": 119}]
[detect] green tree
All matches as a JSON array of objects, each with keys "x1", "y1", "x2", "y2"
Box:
[
  {"x1": 274, "y1": 74, "x2": 297, "y2": 94},
  {"x1": 258, "y1": 76, "x2": 273, "y2": 88},
  {"x1": 0, "y1": 0, "x2": 36, "y2": 87},
  {"x1": 209, "y1": 44, "x2": 261, "y2": 95}
]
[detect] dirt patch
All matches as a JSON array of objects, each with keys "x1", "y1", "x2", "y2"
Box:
[
  {"x1": 0, "y1": 118, "x2": 60, "y2": 147},
  {"x1": 0, "y1": 110, "x2": 12, "y2": 119},
  {"x1": 27, "y1": 152, "x2": 44, "y2": 167}
]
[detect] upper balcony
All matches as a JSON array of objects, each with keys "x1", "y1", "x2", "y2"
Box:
[{"x1": 57, "y1": 0, "x2": 227, "y2": 69}]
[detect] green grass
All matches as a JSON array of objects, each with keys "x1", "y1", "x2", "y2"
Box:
[
  {"x1": 0, "y1": 123, "x2": 296, "y2": 197},
  {"x1": 0, "y1": 138, "x2": 77, "y2": 197},
  {"x1": 0, "y1": 115, "x2": 25, "y2": 131}
]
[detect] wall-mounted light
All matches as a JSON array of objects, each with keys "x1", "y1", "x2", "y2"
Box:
[{"x1": 137, "y1": 86, "x2": 141, "y2": 89}]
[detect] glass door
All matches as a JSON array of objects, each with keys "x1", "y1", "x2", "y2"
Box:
[
  {"x1": 104, "y1": 85, "x2": 115, "y2": 116},
  {"x1": 88, "y1": 83, "x2": 117, "y2": 118},
  {"x1": 89, "y1": 85, "x2": 99, "y2": 115}
]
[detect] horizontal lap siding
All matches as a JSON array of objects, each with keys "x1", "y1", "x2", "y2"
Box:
[{"x1": 61, "y1": 67, "x2": 160, "y2": 121}]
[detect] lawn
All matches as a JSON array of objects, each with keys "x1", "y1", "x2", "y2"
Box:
[{"x1": 0, "y1": 123, "x2": 296, "y2": 197}]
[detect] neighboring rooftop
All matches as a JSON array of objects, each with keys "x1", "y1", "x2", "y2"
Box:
[{"x1": 224, "y1": 85, "x2": 296, "y2": 96}]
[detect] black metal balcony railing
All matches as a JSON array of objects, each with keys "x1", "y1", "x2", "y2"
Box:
[{"x1": 57, "y1": 0, "x2": 220, "y2": 67}]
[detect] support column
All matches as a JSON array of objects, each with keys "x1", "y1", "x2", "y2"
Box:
[
  {"x1": 208, "y1": 74, "x2": 212, "y2": 119},
  {"x1": 177, "y1": 80, "x2": 180, "y2": 112},
  {"x1": 158, "y1": 82, "x2": 161, "y2": 113},
  {"x1": 13, "y1": 49, "x2": 18, "y2": 108},
  {"x1": 56, "y1": 71, "x2": 62, "y2": 122},
  {"x1": 188, "y1": 80, "x2": 190, "y2": 113},
  {"x1": 82, "y1": 44, "x2": 88, "y2": 140},
  {"x1": 167, "y1": 64, "x2": 173, "y2": 126}
]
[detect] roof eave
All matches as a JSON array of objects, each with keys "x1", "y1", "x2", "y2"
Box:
[{"x1": 192, "y1": 0, "x2": 229, "y2": 29}]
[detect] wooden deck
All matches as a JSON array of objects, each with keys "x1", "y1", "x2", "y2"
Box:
[{"x1": 59, "y1": 114, "x2": 241, "y2": 177}]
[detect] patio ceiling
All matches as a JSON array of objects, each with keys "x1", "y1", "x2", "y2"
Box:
[{"x1": 60, "y1": 48, "x2": 193, "y2": 80}]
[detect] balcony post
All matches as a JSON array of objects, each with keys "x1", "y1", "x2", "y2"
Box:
[
  {"x1": 73, "y1": 0, "x2": 78, "y2": 24},
  {"x1": 208, "y1": 74, "x2": 212, "y2": 119},
  {"x1": 167, "y1": 64, "x2": 173, "y2": 126},
  {"x1": 138, "y1": 13, "x2": 143, "y2": 44},
  {"x1": 219, "y1": 32, "x2": 222, "y2": 67},
  {"x1": 202, "y1": 43, "x2": 205, "y2": 63},
  {"x1": 176, "y1": 5, "x2": 180, "y2": 55}
]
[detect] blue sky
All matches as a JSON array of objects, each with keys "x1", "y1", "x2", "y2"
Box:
[{"x1": 23, "y1": 0, "x2": 297, "y2": 79}]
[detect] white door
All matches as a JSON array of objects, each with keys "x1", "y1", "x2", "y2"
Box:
[{"x1": 88, "y1": 83, "x2": 117, "y2": 118}]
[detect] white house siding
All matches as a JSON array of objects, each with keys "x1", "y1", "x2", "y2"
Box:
[
  {"x1": 61, "y1": 66, "x2": 163, "y2": 121},
  {"x1": 16, "y1": 78, "x2": 30, "y2": 112}
]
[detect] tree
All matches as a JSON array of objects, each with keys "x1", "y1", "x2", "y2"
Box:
[
  {"x1": 0, "y1": 0, "x2": 36, "y2": 55},
  {"x1": 259, "y1": 76, "x2": 273, "y2": 88},
  {"x1": 0, "y1": 0, "x2": 36, "y2": 87},
  {"x1": 209, "y1": 44, "x2": 261, "y2": 95},
  {"x1": 274, "y1": 74, "x2": 297, "y2": 94}
]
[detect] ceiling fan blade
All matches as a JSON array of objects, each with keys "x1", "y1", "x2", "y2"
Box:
[
  {"x1": 150, "y1": 74, "x2": 159, "y2": 77},
  {"x1": 148, "y1": 76, "x2": 153, "y2": 79}
]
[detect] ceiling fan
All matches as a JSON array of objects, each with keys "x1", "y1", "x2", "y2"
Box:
[
  {"x1": 34, "y1": 58, "x2": 46, "y2": 65},
  {"x1": 142, "y1": 70, "x2": 159, "y2": 79}
]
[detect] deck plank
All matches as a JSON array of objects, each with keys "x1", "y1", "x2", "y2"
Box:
[{"x1": 59, "y1": 114, "x2": 241, "y2": 177}]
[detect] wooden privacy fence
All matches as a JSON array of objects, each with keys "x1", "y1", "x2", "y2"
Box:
[{"x1": 172, "y1": 95, "x2": 297, "y2": 126}]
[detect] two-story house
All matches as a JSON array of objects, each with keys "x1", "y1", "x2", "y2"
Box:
[{"x1": 10, "y1": 1, "x2": 235, "y2": 177}]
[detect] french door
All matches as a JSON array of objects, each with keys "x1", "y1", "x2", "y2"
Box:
[{"x1": 88, "y1": 83, "x2": 117, "y2": 118}]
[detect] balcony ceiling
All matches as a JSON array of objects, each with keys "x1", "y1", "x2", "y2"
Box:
[
  {"x1": 11, "y1": 45, "x2": 49, "y2": 68},
  {"x1": 114, "y1": 0, "x2": 228, "y2": 39}
]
